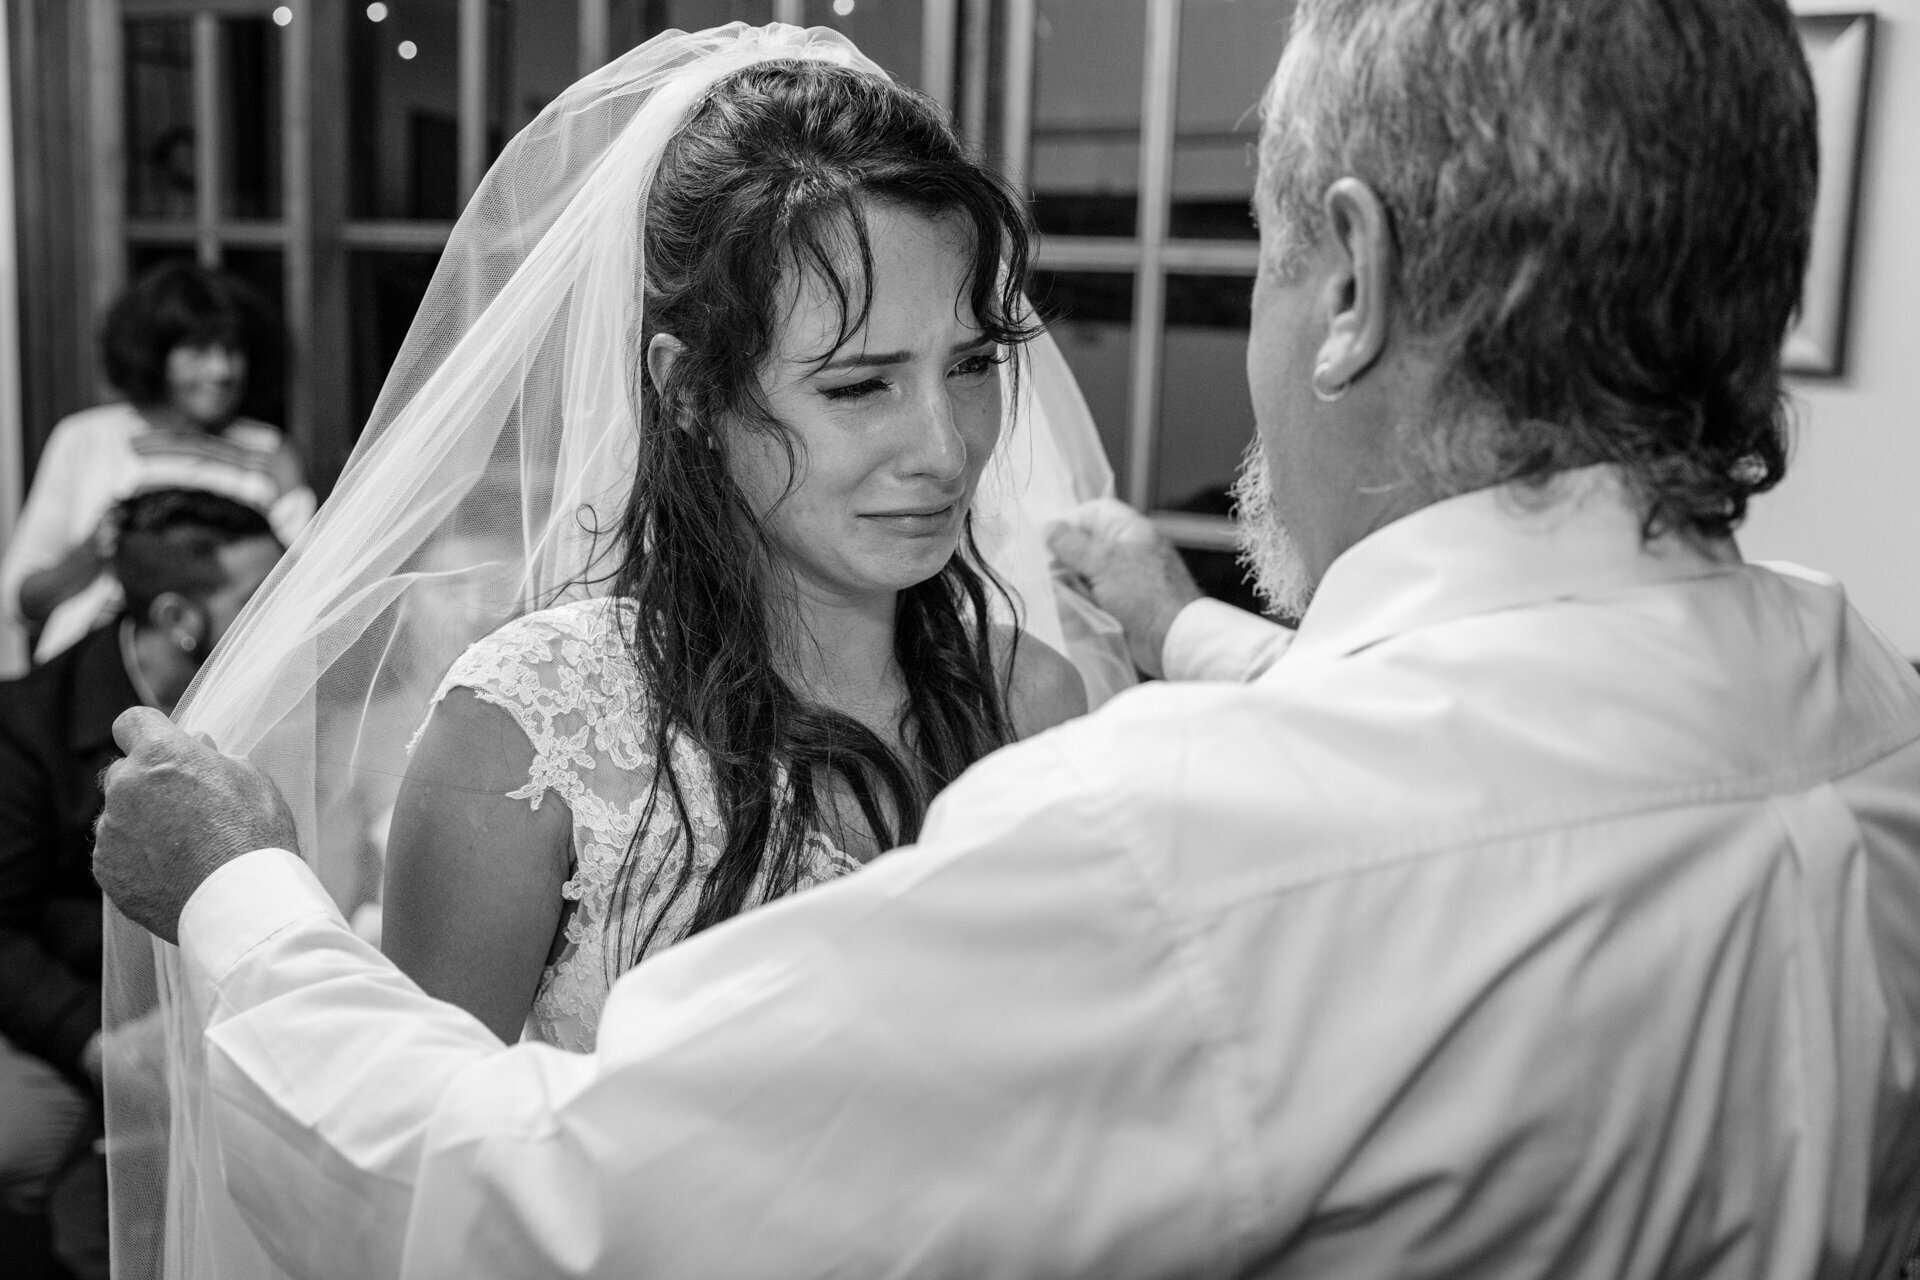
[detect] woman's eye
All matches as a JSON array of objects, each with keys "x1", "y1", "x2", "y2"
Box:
[
  {"x1": 821, "y1": 378, "x2": 887, "y2": 402},
  {"x1": 950, "y1": 351, "x2": 1005, "y2": 379}
]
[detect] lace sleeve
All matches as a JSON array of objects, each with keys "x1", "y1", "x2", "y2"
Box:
[{"x1": 414, "y1": 600, "x2": 648, "y2": 815}]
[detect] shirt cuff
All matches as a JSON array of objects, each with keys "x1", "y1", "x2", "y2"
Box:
[
  {"x1": 178, "y1": 849, "x2": 340, "y2": 1022},
  {"x1": 1161, "y1": 597, "x2": 1295, "y2": 682}
]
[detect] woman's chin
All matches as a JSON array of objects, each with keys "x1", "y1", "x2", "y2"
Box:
[
  {"x1": 886, "y1": 536, "x2": 969, "y2": 588},
  {"x1": 815, "y1": 545, "x2": 963, "y2": 601},
  {"x1": 175, "y1": 395, "x2": 242, "y2": 428}
]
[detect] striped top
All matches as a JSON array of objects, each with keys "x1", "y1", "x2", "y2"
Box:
[{"x1": 0, "y1": 401, "x2": 316, "y2": 664}]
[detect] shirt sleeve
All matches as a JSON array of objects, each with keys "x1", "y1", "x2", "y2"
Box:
[
  {"x1": 267, "y1": 486, "x2": 317, "y2": 546},
  {"x1": 0, "y1": 419, "x2": 91, "y2": 623},
  {"x1": 178, "y1": 849, "x2": 511, "y2": 1279},
  {"x1": 182, "y1": 733, "x2": 1244, "y2": 1279},
  {"x1": 1161, "y1": 596, "x2": 1295, "y2": 682}
]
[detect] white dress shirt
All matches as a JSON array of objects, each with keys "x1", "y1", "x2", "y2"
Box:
[{"x1": 177, "y1": 467, "x2": 1920, "y2": 1278}]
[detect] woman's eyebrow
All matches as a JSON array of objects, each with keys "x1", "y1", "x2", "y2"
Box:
[{"x1": 816, "y1": 336, "x2": 994, "y2": 372}]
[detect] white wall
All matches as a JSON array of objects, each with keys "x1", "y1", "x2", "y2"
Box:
[
  {"x1": 0, "y1": 0, "x2": 26, "y2": 676},
  {"x1": 1742, "y1": 0, "x2": 1920, "y2": 653}
]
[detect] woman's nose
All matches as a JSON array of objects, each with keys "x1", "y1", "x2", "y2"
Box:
[
  {"x1": 897, "y1": 385, "x2": 968, "y2": 483},
  {"x1": 204, "y1": 346, "x2": 244, "y2": 378}
]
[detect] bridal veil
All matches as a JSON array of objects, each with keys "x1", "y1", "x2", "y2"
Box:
[{"x1": 102, "y1": 22, "x2": 1131, "y2": 1278}]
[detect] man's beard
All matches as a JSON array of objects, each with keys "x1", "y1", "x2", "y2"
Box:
[{"x1": 1229, "y1": 439, "x2": 1314, "y2": 622}]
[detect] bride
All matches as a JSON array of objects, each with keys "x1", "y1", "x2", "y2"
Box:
[
  {"x1": 104, "y1": 22, "x2": 1131, "y2": 1280},
  {"x1": 382, "y1": 55, "x2": 1090, "y2": 1050}
]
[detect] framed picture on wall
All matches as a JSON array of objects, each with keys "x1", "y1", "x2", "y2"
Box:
[{"x1": 1785, "y1": 10, "x2": 1875, "y2": 377}]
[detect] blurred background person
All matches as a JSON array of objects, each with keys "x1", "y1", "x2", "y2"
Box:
[
  {"x1": 0, "y1": 487, "x2": 282, "y2": 1280},
  {"x1": 0, "y1": 260, "x2": 311, "y2": 666}
]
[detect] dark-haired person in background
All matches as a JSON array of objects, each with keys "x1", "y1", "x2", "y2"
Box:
[
  {"x1": 0, "y1": 489, "x2": 281, "y2": 1279},
  {"x1": 0, "y1": 260, "x2": 312, "y2": 670}
]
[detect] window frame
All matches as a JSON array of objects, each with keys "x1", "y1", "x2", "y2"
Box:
[
  {"x1": 103, "y1": 0, "x2": 1254, "y2": 551},
  {"x1": 1006, "y1": 0, "x2": 1256, "y2": 553}
]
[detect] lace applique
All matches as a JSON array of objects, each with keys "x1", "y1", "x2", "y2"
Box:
[{"x1": 419, "y1": 597, "x2": 861, "y2": 1051}]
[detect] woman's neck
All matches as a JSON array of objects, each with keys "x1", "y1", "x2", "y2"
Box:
[
  {"x1": 781, "y1": 582, "x2": 904, "y2": 740},
  {"x1": 777, "y1": 583, "x2": 911, "y2": 864},
  {"x1": 137, "y1": 404, "x2": 214, "y2": 435}
]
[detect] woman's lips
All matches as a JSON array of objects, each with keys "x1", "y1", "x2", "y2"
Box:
[{"x1": 860, "y1": 503, "x2": 958, "y2": 536}]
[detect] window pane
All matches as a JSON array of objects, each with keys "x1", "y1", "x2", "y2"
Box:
[
  {"x1": 491, "y1": 0, "x2": 578, "y2": 163},
  {"x1": 1156, "y1": 272, "x2": 1263, "y2": 615},
  {"x1": 608, "y1": 1, "x2": 774, "y2": 55},
  {"x1": 799, "y1": 0, "x2": 921, "y2": 90},
  {"x1": 223, "y1": 18, "x2": 285, "y2": 220},
  {"x1": 126, "y1": 20, "x2": 196, "y2": 220},
  {"x1": 347, "y1": 250, "x2": 443, "y2": 438},
  {"x1": 1030, "y1": 270, "x2": 1132, "y2": 496},
  {"x1": 128, "y1": 243, "x2": 192, "y2": 282},
  {"x1": 349, "y1": 0, "x2": 461, "y2": 219},
  {"x1": 1031, "y1": 0, "x2": 1144, "y2": 238},
  {"x1": 1171, "y1": 0, "x2": 1291, "y2": 239},
  {"x1": 1152, "y1": 273, "x2": 1252, "y2": 510},
  {"x1": 222, "y1": 248, "x2": 289, "y2": 429}
]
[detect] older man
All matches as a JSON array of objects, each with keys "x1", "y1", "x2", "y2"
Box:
[{"x1": 95, "y1": 0, "x2": 1920, "y2": 1276}]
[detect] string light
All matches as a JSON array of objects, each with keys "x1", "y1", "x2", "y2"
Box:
[
  {"x1": 271, "y1": 6, "x2": 293, "y2": 25},
  {"x1": 832, "y1": 0, "x2": 855, "y2": 13},
  {"x1": 397, "y1": 39, "x2": 418, "y2": 59},
  {"x1": 367, "y1": 2, "x2": 389, "y2": 20}
]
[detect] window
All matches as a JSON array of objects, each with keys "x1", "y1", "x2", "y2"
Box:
[
  {"x1": 107, "y1": 0, "x2": 1287, "y2": 588},
  {"x1": 122, "y1": 6, "x2": 290, "y2": 430},
  {"x1": 1017, "y1": 0, "x2": 1289, "y2": 580}
]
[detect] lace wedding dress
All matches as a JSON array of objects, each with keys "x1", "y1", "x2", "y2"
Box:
[
  {"x1": 422, "y1": 595, "x2": 863, "y2": 1051},
  {"x1": 104, "y1": 28, "x2": 1131, "y2": 1279}
]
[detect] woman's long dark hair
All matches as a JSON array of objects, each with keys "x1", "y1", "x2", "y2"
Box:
[{"x1": 606, "y1": 60, "x2": 1040, "y2": 966}]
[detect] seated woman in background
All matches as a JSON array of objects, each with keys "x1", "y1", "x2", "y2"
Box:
[{"x1": 0, "y1": 260, "x2": 314, "y2": 666}]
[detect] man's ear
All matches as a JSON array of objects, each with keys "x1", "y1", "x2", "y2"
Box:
[
  {"x1": 149, "y1": 592, "x2": 209, "y2": 654},
  {"x1": 1312, "y1": 177, "x2": 1395, "y2": 394},
  {"x1": 645, "y1": 333, "x2": 685, "y2": 399}
]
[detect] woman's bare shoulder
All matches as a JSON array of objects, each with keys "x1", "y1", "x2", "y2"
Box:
[{"x1": 991, "y1": 623, "x2": 1089, "y2": 740}]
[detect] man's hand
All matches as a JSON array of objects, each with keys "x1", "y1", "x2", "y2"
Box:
[
  {"x1": 94, "y1": 707, "x2": 300, "y2": 946},
  {"x1": 79, "y1": 1029, "x2": 105, "y2": 1093},
  {"x1": 1048, "y1": 498, "x2": 1204, "y2": 679}
]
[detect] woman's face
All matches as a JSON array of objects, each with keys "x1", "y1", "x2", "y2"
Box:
[
  {"x1": 165, "y1": 341, "x2": 247, "y2": 428},
  {"x1": 735, "y1": 203, "x2": 1004, "y2": 608}
]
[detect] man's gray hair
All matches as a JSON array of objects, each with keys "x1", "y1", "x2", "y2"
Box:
[{"x1": 1258, "y1": 0, "x2": 1817, "y2": 539}]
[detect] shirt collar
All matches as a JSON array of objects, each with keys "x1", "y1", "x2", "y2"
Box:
[
  {"x1": 1281, "y1": 465, "x2": 1744, "y2": 668},
  {"x1": 69, "y1": 616, "x2": 143, "y2": 753}
]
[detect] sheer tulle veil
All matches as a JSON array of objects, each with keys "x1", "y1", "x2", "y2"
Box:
[{"x1": 101, "y1": 22, "x2": 1130, "y2": 1278}]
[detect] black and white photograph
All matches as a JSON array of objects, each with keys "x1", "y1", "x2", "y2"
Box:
[{"x1": 1, "y1": 1, "x2": 1918, "y2": 1277}]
